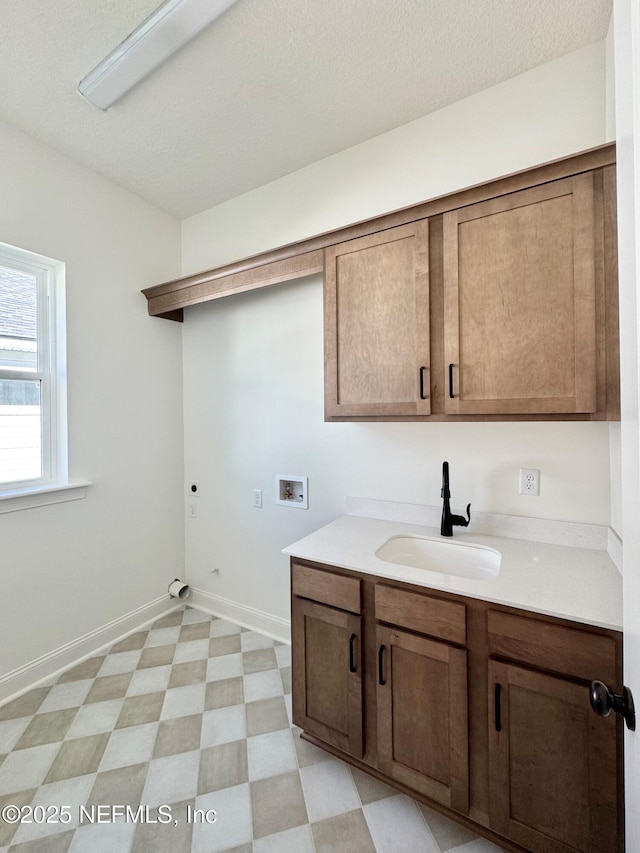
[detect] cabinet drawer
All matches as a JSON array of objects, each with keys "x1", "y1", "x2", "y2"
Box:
[
  {"x1": 487, "y1": 610, "x2": 617, "y2": 684},
  {"x1": 292, "y1": 562, "x2": 361, "y2": 614},
  {"x1": 375, "y1": 584, "x2": 466, "y2": 645}
]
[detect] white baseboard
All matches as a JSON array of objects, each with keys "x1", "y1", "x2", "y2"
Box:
[
  {"x1": 0, "y1": 589, "x2": 291, "y2": 708},
  {"x1": 0, "y1": 594, "x2": 180, "y2": 707},
  {"x1": 187, "y1": 587, "x2": 291, "y2": 645}
]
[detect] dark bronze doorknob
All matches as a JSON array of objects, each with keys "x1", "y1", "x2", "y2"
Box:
[{"x1": 590, "y1": 680, "x2": 636, "y2": 731}]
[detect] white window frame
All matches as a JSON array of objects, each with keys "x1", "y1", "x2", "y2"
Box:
[{"x1": 0, "y1": 241, "x2": 88, "y2": 511}]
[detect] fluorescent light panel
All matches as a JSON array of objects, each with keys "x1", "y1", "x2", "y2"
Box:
[{"x1": 78, "y1": 0, "x2": 239, "y2": 110}]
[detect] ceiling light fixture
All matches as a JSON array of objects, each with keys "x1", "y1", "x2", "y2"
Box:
[{"x1": 78, "y1": 0, "x2": 240, "y2": 110}]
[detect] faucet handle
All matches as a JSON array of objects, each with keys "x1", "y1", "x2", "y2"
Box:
[{"x1": 451, "y1": 504, "x2": 471, "y2": 528}]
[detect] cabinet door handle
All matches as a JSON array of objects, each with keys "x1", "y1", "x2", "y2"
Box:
[
  {"x1": 494, "y1": 682, "x2": 502, "y2": 732},
  {"x1": 419, "y1": 366, "x2": 428, "y2": 400},
  {"x1": 349, "y1": 633, "x2": 357, "y2": 673},
  {"x1": 378, "y1": 644, "x2": 386, "y2": 685},
  {"x1": 448, "y1": 363, "x2": 455, "y2": 399}
]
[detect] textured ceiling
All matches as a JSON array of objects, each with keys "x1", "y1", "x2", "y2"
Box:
[{"x1": 0, "y1": 0, "x2": 612, "y2": 219}]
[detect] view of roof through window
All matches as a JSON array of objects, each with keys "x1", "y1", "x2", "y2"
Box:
[
  {"x1": 0, "y1": 264, "x2": 41, "y2": 483},
  {"x1": 0, "y1": 264, "x2": 38, "y2": 360}
]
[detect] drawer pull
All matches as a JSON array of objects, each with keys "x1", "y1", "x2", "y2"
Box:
[
  {"x1": 349, "y1": 633, "x2": 357, "y2": 673},
  {"x1": 419, "y1": 366, "x2": 428, "y2": 400},
  {"x1": 494, "y1": 682, "x2": 502, "y2": 732},
  {"x1": 448, "y1": 363, "x2": 455, "y2": 399},
  {"x1": 378, "y1": 644, "x2": 386, "y2": 686}
]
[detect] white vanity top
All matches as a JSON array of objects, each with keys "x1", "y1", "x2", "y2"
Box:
[{"x1": 283, "y1": 509, "x2": 623, "y2": 631}]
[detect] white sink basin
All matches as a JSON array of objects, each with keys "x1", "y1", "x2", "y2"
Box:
[{"x1": 375, "y1": 534, "x2": 501, "y2": 580}]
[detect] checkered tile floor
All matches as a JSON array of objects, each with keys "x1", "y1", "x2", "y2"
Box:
[{"x1": 0, "y1": 606, "x2": 504, "y2": 852}]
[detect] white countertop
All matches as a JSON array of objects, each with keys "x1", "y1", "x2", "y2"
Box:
[{"x1": 283, "y1": 513, "x2": 623, "y2": 631}]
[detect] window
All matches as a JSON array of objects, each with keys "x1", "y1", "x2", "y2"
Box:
[{"x1": 0, "y1": 241, "x2": 68, "y2": 497}]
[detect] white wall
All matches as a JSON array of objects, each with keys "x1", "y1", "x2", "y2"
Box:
[
  {"x1": 183, "y1": 43, "x2": 606, "y2": 272},
  {"x1": 181, "y1": 43, "x2": 612, "y2": 628},
  {"x1": 0, "y1": 120, "x2": 184, "y2": 679}
]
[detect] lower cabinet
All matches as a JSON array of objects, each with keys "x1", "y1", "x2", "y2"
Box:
[
  {"x1": 376, "y1": 625, "x2": 469, "y2": 813},
  {"x1": 488, "y1": 661, "x2": 618, "y2": 853},
  {"x1": 291, "y1": 597, "x2": 363, "y2": 757},
  {"x1": 291, "y1": 559, "x2": 624, "y2": 853},
  {"x1": 486, "y1": 609, "x2": 621, "y2": 853}
]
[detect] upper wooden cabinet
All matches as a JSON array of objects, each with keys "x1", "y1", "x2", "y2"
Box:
[
  {"x1": 142, "y1": 143, "x2": 619, "y2": 422},
  {"x1": 324, "y1": 221, "x2": 430, "y2": 418},
  {"x1": 322, "y1": 158, "x2": 618, "y2": 423},
  {"x1": 443, "y1": 175, "x2": 598, "y2": 415}
]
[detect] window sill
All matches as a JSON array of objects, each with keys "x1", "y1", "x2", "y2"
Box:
[{"x1": 0, "y1": 481, "x2": 92, "y2": 514}]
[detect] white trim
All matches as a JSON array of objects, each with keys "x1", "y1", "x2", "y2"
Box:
[
  {"x1": 188, "y1": 586, "x2": 291, "y2": 644},
  {"x1": 0, "y1": 481, "x2": 91, "y2": 514},
  {"x1": 0, "y1": 594, "x2": 180, "y2": 706},
  {"x1": 614, "y1": 0, "x2": 640, "y2": 846},
  {"x1": 0, "y1": 240, "x2": 68, "y2": 493}
]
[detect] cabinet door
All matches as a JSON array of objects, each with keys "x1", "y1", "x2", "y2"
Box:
[
  {"x1": 376, "y1": 625, "x2": 469, "y2": 813},
  {"x1": 443, "y1": 174, "x2": 597, "y2": 415},
  {"x1": 488, "y1": 661, "x2": 619, "y2": 853},
  {"x1": 324, "y1": 221, "x2": 430, "y2": 418},
  {"x1": 291, "y1": 597, "x2": 363, "y2": 757}
]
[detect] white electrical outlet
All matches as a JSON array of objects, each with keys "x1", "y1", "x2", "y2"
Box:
[
  {"x1": 519, "y1": 468, "x2": 540, "y2": 496},
  {"x1": 253, "y1": 489, "x2": 263, "y2": 508},
  {"x1": 188, "y1": 502, "x2": 197, "y2": 518}
]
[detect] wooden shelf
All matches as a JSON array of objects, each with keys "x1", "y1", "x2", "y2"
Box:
[{"x1": 142, "y1": 143, "x2": 616, "y2": 321}]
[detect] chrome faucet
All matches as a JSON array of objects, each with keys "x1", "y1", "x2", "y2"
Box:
[{"x1": 441, "y1": 461, "x2": 471, "y2": 537}]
